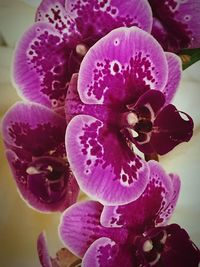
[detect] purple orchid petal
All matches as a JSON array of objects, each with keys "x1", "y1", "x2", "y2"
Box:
[
  {"x1": 101, "y1": 161, "x2": 179, "y2": 230},
  {"x1": 149, "y1": 0, "x2": 200, "y2": 51},
  {"x1": 2, "y1": 102, "x2": 79, "y2": 212},
  {"x1": 59, "y1": 201, "x2": 127, "y2": 258},
  {"x1": 65, "y1": 0, "x2": 152, "y2": 42},
  {"x1": 65, "y1": 73, "x2": 112, "y2": 124},
  {"x1": 151, "y1": 104, "x2": 194, "y2": 155},
  {"x1": 162, "y1": 52, "x2": 182, "y2": 105},
  {"x1": 65, "y1": 114, "x2": 149, "y2": 205},
  {"x1": 156, "y1": 173, "x2": 181, "y2": 226},
  {"x1": 82, "y1": 237, "x2": 132, "y2": 267},
  {"x1": 13, "y1": 22, "x2": 79, "y2": 111},
  {"x1": 37, "y1": 232, "x2": 55, "y2": 267},
  {"x1": 36, "y1": 0, "x2": 79, "y2": 38},
  {"x1": 78, "y1": 26, "x2": 168, "y2": 106}
]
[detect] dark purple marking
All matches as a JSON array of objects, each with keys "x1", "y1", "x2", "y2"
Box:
[
  {"x1": 149, "y1": 0, "x2": 193, "y2": 51},
  {"x1": 88, "y1": 53, "x2": 155, "y2": 106},
  {"x1": 27, "y1": 29, "x2": 80, "y2": 108},
  {"x1": 79, "y1": 119, "x2": 142, "y2": 184}
]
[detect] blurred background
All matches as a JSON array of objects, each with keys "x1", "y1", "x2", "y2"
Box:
[{"x1": 0, "y1": 1, "x2": 200, "y2": 266}]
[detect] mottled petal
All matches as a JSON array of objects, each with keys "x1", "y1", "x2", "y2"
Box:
[
  {"x1": 13, "y1": 22, "x2": 79, "y2": 110},
  {"x1": 162, "y1": 52, "x2": 182, "y2": 104},
  {"x1": 101, "y1": 161, "x2": 177, "y2": 230},
  {"x1": 37, "y1": 232, "x2": 54, "y2": 267},
  {"x1": 151, "y1": 104, "x2": 194, "y2": 155},
  {"x1": 149, "y1": 0, "x2": 200, "y2": 51},
  {"x1": 66, "y1": 115, "x2": 149, "y2": 205},
  {"x1": 82, "y1": 237, "x2": 133, "y2": 267},
  {"x1": 59, "y1": 201, "x2": 127, "y2": 258},
  {"x1": 65, "y1": 73, "x2": 112, "y2": 123},
  {"x1": 156, "y1": 173, "x2": 181, "y2": 226},
  {"x1": 65, "y1": 0, "x2": 152, "y2": 41},
  {"x1": 2, "y1": 102, "x2": 79, "y2": 212},
  {"x1": 36, "y1": 0, "x2": 79, "y2": 39},
  {"x1": 78, "y1": 26, "x2": 168, "y2": 106}
]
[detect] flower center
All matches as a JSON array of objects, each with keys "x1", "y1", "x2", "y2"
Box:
[
  {"x1": 26, "y1": 156, "x2": 69, "y2": 203},
  {"x1": 120, "y1": 106, "x2": 153, "y2": 145},
  {"x1": 135, "y1": 229, "x2": 168, "y2": 266},
  {"x1": 75, "y1": 43, "x2": 88, "y2": 57}
]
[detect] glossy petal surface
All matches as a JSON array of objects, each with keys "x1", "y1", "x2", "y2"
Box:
[
  {"x1": 82, "y1": 237, "x2": 132, "y2": 267},
  {"x1": 162, "y1": 52, "x2": 182, "y2": 104},
  {"x1": 101, "y1": 161, "x2": 180, "y2": 230},
  {"x1": 66, "y1": 114, "x2": 149, "y2": 205},
  {"x1": 59, "y1": 201, "x2": 127, "y2": 257},
  {"x1": 78, "y1": 26, "x2": 168, "y2": 105},
  {"x1": 13, "y1": 22, "x2": 80, "y2": 110},
  {"x1": 36, "y1": 0, "x2": 78, "y2": 38},
  {"x1": 149, "y1": 0, "x2": 200, "y2": 51},
  {"x1": 2, "y1": 102, "x2": 79, "y2": 212},
  {"x1": 65, "y1": 0, "x2": 152, "y2": 42},
  {"x1": 65, "y1": 73, "x2": 110, "y2": 123}
]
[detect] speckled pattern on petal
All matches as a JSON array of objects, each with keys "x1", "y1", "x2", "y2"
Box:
[
  {"x1": 78, "y1": 26, "x2": 168, "y2": 106},
  {"x1": 101, "y1": 161, "x2": 178, "y2": 230},
  {"x1": 13, "y1": 22, "x2": 81, "y2": 110},
  {"x1": 66, "y1": 114, "x2": 149, "y2": 205}
]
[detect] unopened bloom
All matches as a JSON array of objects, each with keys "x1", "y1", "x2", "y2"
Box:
[
  {"x1": 65, "y1": 26, "x2": 193, "y2": 205},
  {"x1": 13, "y1": 0, "x2": 153, "y2": 111},
  {"x1": 59, "y1": 161, "x2": 199, "y2": 267},
  {"x1": 1, "y1": 102, "x2": 79, "y2": 212},
  {"x1": 148, "y1": 0, "x2": 200, "y2": 52}
]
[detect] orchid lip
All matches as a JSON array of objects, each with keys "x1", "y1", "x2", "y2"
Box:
[{"x1": 27, "y1": 156, "x2": 69, "y2": 203}]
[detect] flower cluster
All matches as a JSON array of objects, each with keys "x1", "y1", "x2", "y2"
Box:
[{"x1": 1, "y1": 0, "x2": 200, "y2": 266}]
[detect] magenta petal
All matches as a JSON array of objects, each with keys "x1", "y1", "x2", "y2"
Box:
[
  {"x1": 59, "y1": 201, "x2": 127, "y2": 258},
  {"x1": 37, "y1": 232, "x2": 53, "y2": 267},
  {"x1": 66, "y1": 0, "x2": 152, "y2": 41},
  {"x1": 149, "y1": 0, "x2": 200, "y2": 51},
  {"x1": 82, "y1": 237, "x2": 132, "y2": 267},
  {"x1": 65, "y1": 73, "x2": 111, "y2": 124},
  {"x1": 13, "y1": 22, "x2": 77, "y2": 110},
  {"x1": 66, "y1": 115, "x2": 149, "y2": 205},
  {"x1": 101, "y1": 161, "x2": 177, "y2": 230},
  {"x1": 162, "y1": 52, "x2": 182, "y2": 104},
  {"x1": 36, "y1": 0, "x2": 79, "y2": 38},
  {"x1": 78, "y1": 26, "x2": 168, "y2": 106},
  {"x1": 2, "y1": 102, "x2": 79, "y2": 212},
  {"x1": 157, "y1": 173, "x2": 181, "y2": 226},
  {"x1": 152, "y1": 104, "x2": 194, "y2": 155}
]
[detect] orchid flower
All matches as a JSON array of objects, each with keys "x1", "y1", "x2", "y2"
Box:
[
  {"x1": 1, "y1": 102, "x2": 79, "y2": 212},
  {"x1": 65, "y1": 26, "x2": 193, "y2": 205},
  {"x1": 37, "y1": 232, "x2": 81, "y2": 267},
  {"x1": 13, "y1": 0, "x2": 153, "y2": 111},
  {"x1": 148, "y1": 0, "x2": 200, "y2": 52},
  {"x1": 59, "y1": 161, "x2": 199, "y2": 267}
]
